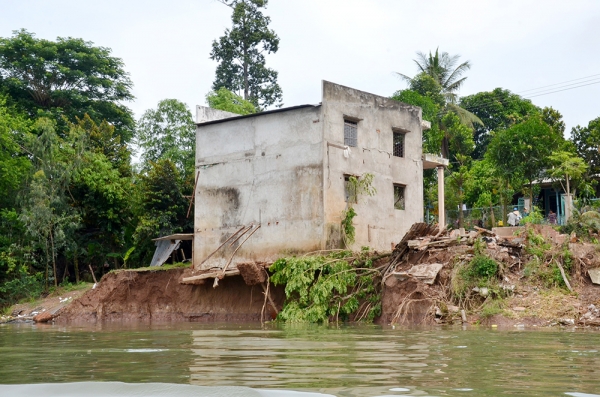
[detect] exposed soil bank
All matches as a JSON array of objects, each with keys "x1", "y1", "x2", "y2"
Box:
[{"x1": 55, "y1": 268, "x2": 284, "y2": 323}]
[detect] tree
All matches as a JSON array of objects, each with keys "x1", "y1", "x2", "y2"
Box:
[
  {"x1": 547, "y1": 151, "x2": 588, "y2": 221},
  {"x1": 460, "y1": 88, "x2": 540, "y2": 159},
  {"x1": 206, "y1": 87, "x2": 257, "y2": 115},
  {"x1": 571, "y1": 117, "x2": 600, "y2": 176},
  {"x1": 0, "y1": 29, "x2": 135, "y2": 141},
  {"x1": 19, "y1": 118, "x2": 81, "y2": 287},
  {"x1": 397, "y1": 47, "x2": 471, "y2": 104},
  {"x1": 130, "y1": 159, "x2": 193, "y2": 266},
  {"x1": 486, "y1": 115, "x2": 564, "y2": 206},
  {"x1": 210, "y1": 0, "x2": 282, "y2": 109},
  {"x1": 396, "y1": 48, "x2": 481, "y2": 158},
  {"x1": 137, "y1": 99, "x2": 196, "y2": 178},
  {"x1": 443, "y1": 112, "x2": 475, "y2": 227},
  {"x1": 0, "y1": 96, "x2": 31, "y2": 209}
]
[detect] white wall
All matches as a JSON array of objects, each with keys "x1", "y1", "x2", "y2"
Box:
[
  {"x1": 320, "y1": 81, "x2": 424, "y2": 251},
  {"x1": 194, "y1": 106, "x2": 324, "y2": 269}
]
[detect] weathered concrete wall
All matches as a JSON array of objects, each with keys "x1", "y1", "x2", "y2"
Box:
[
  {"x1": 196, "y1": 106, "x2": 237, "y2": 123},
  {"x1": 320, "y1": 81, "x2": 424, "y2": 251},
  {"x1": 194, "y1": 106, "x2": 324, "y2": 269}
]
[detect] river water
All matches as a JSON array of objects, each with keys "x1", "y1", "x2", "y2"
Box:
[{"x1": 1, "y1": 322, "x2": 599, "y2": 397}]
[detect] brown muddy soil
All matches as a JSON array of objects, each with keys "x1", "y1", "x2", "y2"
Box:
[
  {"x1": 56, "y1": 267, "x2": 284, "y2": 324},
  {"x1": 379, "y1": 226, "x2": 600, "y2": 330}
]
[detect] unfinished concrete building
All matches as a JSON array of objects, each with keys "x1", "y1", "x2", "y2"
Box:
[{"x1": 192, "y1": 81, "x2": 446, "y2": 270}]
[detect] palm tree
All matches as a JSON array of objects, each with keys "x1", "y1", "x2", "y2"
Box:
[
  {"x1": 397, "y1": 47, "x2": 471, "y2": 104},
  {"x1": 397, "y1": 48, "x2": 482, "y2": 158}
]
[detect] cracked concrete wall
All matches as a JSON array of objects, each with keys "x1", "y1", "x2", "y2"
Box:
[
  {"x1": 194, "y1": 106, "x2": 324, "y2": 269},
  {"x1": 320, "y1": 81, "x2": 424, "y2": 251},
  {"x1": 193, "y1": 81, "x2": 426, "y2": 268}
]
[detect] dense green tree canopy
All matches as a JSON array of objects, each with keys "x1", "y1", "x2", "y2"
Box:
[
  {"x1": 206, "y1": 87, "x2": 257, "y2": 115},
  {"x1": 136, "y1": 99, "x2": 196, "y2": 178},
  {"x1": 210, "y1": 0, "x2": 282, "y2": 109},
  {"x1": 460, "y1": 88, "x2": 540, "y2": 159},
  {"x1": 486, "y1": 114, "x2": 565, "y2": 203},
  {"x1": 0, "y1": 29, "x2": 135, "y2": 141},
  {"x1": 571, "y1": 116, "x2": 600, "y2": 176}
]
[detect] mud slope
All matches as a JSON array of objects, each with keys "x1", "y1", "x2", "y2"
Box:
[{"x1": 57, "y1": 268, "x2": 284, "y2": 323}]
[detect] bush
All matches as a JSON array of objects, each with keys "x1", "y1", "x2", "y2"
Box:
[
  {"x1": 0, "y1": 270, "x2": 44, "y2": 308},
  {"x1": 451, "y1": 253, "x2": 500, "y2": 300},
  {"x1": 270, "y1": 250, "x2": 381, "y2": 323}
]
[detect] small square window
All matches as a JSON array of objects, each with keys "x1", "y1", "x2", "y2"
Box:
[
  {"x1": 393, "y1": 132, "x2": 405, "y2": 157},
  {"x1": 394, "y1": 184, "x2": 405, "y2": 210},
  {"x1": 344, "y1": 120, "x2": 357, "y2": 147}
]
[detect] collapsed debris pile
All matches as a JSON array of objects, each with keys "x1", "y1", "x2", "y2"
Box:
[{"x1": 380, "y1": 223, "x2": 600, "y2": 328}]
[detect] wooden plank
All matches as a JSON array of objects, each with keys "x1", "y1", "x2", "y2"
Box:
[{"x1": 180, "y1": 269, "x2": 240, "y2": 284}]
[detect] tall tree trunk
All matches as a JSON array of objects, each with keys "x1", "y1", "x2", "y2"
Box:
[
  {"x1": 243, "y1": 48, "x2": 249, "y2": 100},
  {"x1": 50, "y1": 226, "x2": 57, "y2": 288},
  {"x1": 490, "y1": 202, "x2": 496, "y2": 228},
  {"x1": 74, "y1": 253, "x2": 80, "y2": 283}
]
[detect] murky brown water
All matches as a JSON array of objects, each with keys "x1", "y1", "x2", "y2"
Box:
[{"x1": 1, "y1": 322, "x2": 600, "y2": 396}]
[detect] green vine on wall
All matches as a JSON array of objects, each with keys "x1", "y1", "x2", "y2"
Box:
[{"x1": 342, "y1": 173, "x2": 376, "y2": 247}]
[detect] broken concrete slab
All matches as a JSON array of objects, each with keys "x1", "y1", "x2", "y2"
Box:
[
  {"x1": 393, "y1": 263, "x2": 444, "y2": 284},
  {"x1": 588, "y1": 268, "x2": 600, "y2": 285}
]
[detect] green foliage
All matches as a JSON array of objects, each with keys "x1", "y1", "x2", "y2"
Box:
[
  {"x1": 0, "y1": 97, "x2": 31, "y2": 208},
  {"x1": 571, "y1": 116, "x2": 600, "y2": 176},
  {"x1": 0, "y1": 29, "x2": 134, "y2": 141},
  {"x1": 137, "y1": 99, "x2": 196, "y2": 178},
  {"x1": 480, "y1": 299, "x2": 505, "y2": 318},
  {"x1": 341, "y1": 207, "x2": 357, "y2": 246},
  {"x1": 341, "y1": 174, "x2": 376, "y2": 247},
  {"x1": 486, "y1": 114, "x2": 565, "y2": 203},
  {"x1": 460, "y1": 88, "x2": 540, "y2": 159},
  {"x1": 210, "y1": 0, "x2": 282, "y2": 109},
  {"x1": 206, "y1": 87, "x2": 257, "y2": 115},
  {"x1": 0, "y1": 268, "x2": 43, "y2": 308},
  {"x1": 270, "y1": 250, "x2": 381, "y2": 323},
  {"x1": 469, "y1": 255, "x2": 499, "y2": 279},
  {"x1": 561, "y1": 209, "x2": 600, "y2": 240},
  {"x1": 397, "y1": 48, "x2": 471, "y2": 104},
  {"x1": 451, "y1": 252, "x2": 499, "y2": 299},
  {"x1": 391, "y1": 89, "x2": 442, "y2": 154},
  {"x1": 522, "y1": 207, "x2": 544, "y2": 225},
  {"x1": 130, "y1": 159, "x2": 192, "y2": 267},
  {"x1": 522, "y1": 227, "x2": 572, "y2": 290}
]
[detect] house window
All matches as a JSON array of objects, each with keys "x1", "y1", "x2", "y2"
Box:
[
  {"x1": 344, "y1": 120, "x2": 358, "y2": 147},
  {"x1": 344, "y1": 175, "x2": 357, "y2": 203},
  {"x1": 394, "y1": 184, "x2": 405, "y2": 210},
  {"x1": 393, "y1": 131, "x2": 405, "y2": 157}
]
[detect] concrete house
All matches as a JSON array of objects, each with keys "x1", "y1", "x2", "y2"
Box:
[{"x1": 193, "y1": 81, "x2": 446, "y2": 270}]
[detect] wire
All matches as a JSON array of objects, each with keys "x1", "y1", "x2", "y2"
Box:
[{"x1": 517, "y1": 73, "x2": 600, "y2": 94}]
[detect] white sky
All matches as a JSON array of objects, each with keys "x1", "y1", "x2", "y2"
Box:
[{"x1": 1, "y1": 0, "x2": 599, "y2": 134}]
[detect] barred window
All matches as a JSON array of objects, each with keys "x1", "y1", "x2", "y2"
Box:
[
  {"x1": 394, "y1": 184, "x2": 405, "y2": 210},
  {"x1": 344, "y1": 120, "x2": 358, "y2": 147},
  {"x1": 393, "y1": 131, "x2": 405, "y2": 157}
]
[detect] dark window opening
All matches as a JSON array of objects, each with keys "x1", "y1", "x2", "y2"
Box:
[
  {"x1": 394, "y1": 184, "x2": 405, "y2": 210},
  {"x1": 344, "y1": 120, "x2": 358, "y2": 147},
  {"x1": 393, "y1": 132, "x2": 405, "y2": 157},
  {"x1": 344, "y1": 175, "x2": 357, "y2": 203}
]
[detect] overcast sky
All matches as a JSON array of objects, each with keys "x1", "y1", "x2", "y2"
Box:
[{"x1": 1, "y1": 0, "x2": 599, "y2": 134}]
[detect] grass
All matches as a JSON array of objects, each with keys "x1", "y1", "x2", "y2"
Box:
[{"x1": 110, "y1": 262, "x2": 191, "y2": 274}]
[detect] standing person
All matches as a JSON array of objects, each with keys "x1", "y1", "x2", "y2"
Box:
[
  {"x1": 548, "y1": 210, "x2": 557, "y2": 225},
  {"x1": 522, "y1": 207, "x2": 530, "y2": 219},
  {"x1": 508, "y1": 207, "x2": 522, "y2": 226}
]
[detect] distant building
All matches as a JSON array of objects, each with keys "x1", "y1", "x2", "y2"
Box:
[{"x1": 192, "y1": 81, "x2": 447, "y2": 269}]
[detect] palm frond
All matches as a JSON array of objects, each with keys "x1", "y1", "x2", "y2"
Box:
[{"x1": 446, "y1": 103, "x2": 483, "y2": 128}]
